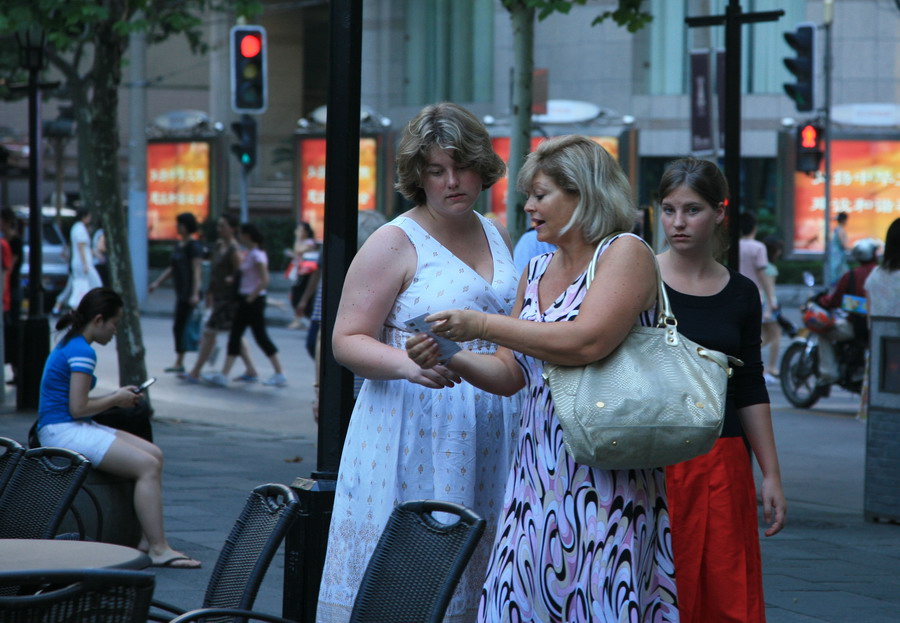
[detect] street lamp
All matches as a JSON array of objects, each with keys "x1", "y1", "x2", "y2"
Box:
[{"x1": 15, "y1": 23, "x2": 51, "y2": 410}]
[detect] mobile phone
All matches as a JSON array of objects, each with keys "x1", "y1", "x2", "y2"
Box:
[{"x1": 134, "y1": 377, "x2": 157, "y2": 393}]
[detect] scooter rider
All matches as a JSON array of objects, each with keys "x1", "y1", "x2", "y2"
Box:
[{"x1": 815, "y1": 240, "x2": 879, "y2": 383}]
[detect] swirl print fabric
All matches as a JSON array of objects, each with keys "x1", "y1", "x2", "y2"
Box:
[{"x1": 477, "y1": 245, "x2": 679, "y2": 623}]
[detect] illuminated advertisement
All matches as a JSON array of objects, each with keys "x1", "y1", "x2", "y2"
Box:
[
  {"x1": 296, "y1": 137, "x2": 377, "y2": 239},
  {"x1": 146, "y1": 141, "x2": 211, "y2": 240},
  {"x1": 489, "y1": 136, "x2": 620, "y2": 225},
  {"x1": 793, "y1": 139, "x2": 900, "y2": 253}
]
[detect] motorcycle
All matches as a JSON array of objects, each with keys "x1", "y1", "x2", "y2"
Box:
[{"x1": 779, "y1": 273, "x2": 867, "y2": 408}]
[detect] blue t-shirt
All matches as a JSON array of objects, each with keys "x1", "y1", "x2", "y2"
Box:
[
  {"x1": 513, "y1": 229, "x2": 556, "y2": 275},
  {"x1": 38, "y1": 335, "x2": 97, "y2": 429}
]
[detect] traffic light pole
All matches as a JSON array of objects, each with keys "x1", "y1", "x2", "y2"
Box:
[
  {"x1": 686, "y1": 1, "x2": 783, "y2": 270},
  {"x1": 822, "y1": 0, "x2": 834, "y2": 286},
  {"x1": 238, "y1": 164, "x2": 249, "y2": 224}
]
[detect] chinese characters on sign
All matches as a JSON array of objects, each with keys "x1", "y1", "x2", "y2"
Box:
[
  {"x1": 146, "y1": 142, "x2": 211, "y2": 240},
  {"x1": 793, "y1": 139, "x2": 900, "y2": 253}
]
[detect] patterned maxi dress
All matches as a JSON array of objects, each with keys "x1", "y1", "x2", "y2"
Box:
[
  {"x1": 478, "y1": 239, "x2": 679, "y2": 623},
  {"x1": 317, "y1": 213, "x2": 522, "y2": 623}
]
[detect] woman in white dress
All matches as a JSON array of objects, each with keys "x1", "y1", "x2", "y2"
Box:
[
  {"x1": 316, "y1": 103, "x2": 521, "y2": 623},
  {"x1": 67, "y1": 209, "x2": 103, "y2": 309}
]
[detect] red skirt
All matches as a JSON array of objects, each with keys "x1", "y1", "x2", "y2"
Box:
[{"x1": 666, "y1": 436, "x2": 765, "y2": 623}]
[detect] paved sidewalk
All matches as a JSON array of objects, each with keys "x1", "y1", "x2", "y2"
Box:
[{"x1": 2, "y1": 283, "x2": 899, "y2": 621}]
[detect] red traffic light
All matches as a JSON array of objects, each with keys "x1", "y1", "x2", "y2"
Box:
[
  {"x1": 800, "y1": 124, "x2": 818, "y2": 149},
  {"x1": 230, "y1": 25, "x2": 267, "y2": 114},
  {"x1": 239, "y1": 34, "x2": 261, "y2": 59},
  {"x1": 795, "y1": 123, "x2": 824, "y2": 174}
]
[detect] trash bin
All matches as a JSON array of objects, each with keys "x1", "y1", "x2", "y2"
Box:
[{"x1": 863, "y1": 315, "x2": 900, "y2": 522}]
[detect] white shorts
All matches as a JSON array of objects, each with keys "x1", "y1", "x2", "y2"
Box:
[{"x1": 37, "y1": 420, "x2": 119, "y2": 466}]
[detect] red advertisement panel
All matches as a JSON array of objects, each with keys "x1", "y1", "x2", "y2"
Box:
[
  {"x1": 489, "y1": 136, "x2": 620, "y2": 225},
  {"x1": 793, "y1": 139, "x2": 900, "y2": 253},
  {"x1": 297, "y1": 137, "x2": 377, "y2": 239},
  {"x1": 147, "y1": 141, "x2": 211, "y2": 240}
]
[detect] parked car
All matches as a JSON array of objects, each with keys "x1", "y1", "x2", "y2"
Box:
[
  {"x1": 0, "y1": 126, "x2": 29, "y2": 175},
  {"x1": 15, "y1": 206, "x2": 73, "y2": 314}
]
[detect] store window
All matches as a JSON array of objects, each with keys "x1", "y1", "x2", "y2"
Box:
[
  {"x1": 403, "y1": 0, "x2": 494, "y2": 105},
  {"x1": 637, "y1": 0, "x2": 805, "y2": 95}
]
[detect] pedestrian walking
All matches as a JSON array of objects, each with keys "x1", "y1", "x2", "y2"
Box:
[
  {"x1": 203, "y1": 223, "x2": 285, "y2": 388},
  {"x1": 148, "y1": 212, "x2": 204, "y2": 374},
  {"x1": 180, "y1": 214, "x2": 257, "y2": 384}
]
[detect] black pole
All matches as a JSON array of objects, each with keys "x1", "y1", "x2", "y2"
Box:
[
  {"x1": 686, "y1": 2, "x2": 783, "y2": 271},
  {"x1": 723, "y1": 0, "x2": 742, "y2": 270},
  {"x1": 18, "y1": 59, "x2": 50, "y2": 410},
  {"x1": 284, "y1": 1, "x2": 362, "y2": 620}
]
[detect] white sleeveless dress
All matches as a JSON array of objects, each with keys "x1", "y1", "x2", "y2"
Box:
[{"x1": 317, "y1": 213, "x2": 522, "y2": 623}]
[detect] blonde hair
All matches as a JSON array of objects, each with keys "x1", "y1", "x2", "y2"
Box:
[
  {"x1": 395, "y1": 103, "x2": 506, "y2": 205},
  {"x1": 517, "y1": 135, "x2": 635, "y2": 244}
]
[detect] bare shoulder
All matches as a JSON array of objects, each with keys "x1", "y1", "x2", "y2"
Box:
[
  {"x1": 349, "y1": 222, "x2": 416, "y2": 285},
  {"x1": 604, "y1": 233, "x2": 654, "y2": 263}
]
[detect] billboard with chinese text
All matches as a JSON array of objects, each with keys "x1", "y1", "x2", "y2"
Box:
[
  {"x1": 147, "y1": 141, "x2": 211, "y2": 240},
  {"x1": 296, "y1": 137, "x2": 378, "y2": 239},
  {"x1": 792, "y1": 138, "x2": 900, "y2": 253}
]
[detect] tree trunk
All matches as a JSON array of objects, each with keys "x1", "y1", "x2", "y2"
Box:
[
  {"x1": 90, "y1": 22, "x2": 148, "y2": 388},
  {"x1": 505, "y1": 2, "x2": 534, "y2": 244}
]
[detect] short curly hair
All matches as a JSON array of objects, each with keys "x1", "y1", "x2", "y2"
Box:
[{"x1": 395, "y1": 103, "x2": 505, "y2": 205}]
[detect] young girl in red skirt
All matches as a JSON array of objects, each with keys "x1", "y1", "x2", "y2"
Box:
[{"x1": 655, "y1": 157, "x2": 787, "y2": 622}]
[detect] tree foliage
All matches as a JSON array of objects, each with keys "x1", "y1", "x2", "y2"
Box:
[
  {"x1": 500, "y1": 0, "x2": 650, "y2": 242},
  {"x1": 0, "y1": 0, "x2": 259, "y2": 386}
]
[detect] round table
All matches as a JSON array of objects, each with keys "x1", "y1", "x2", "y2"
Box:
[{"x1": 0, "y1": 539, "x2": 151, "y2": 571}]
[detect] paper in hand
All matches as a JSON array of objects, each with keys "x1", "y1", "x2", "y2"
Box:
[{"x1": 404, "y1": 313, "x2": 462, "y2": 363}]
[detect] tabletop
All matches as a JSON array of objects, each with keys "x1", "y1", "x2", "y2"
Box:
[{"x1": 0, "y1": 539, "x2": 151, "y2": 572}]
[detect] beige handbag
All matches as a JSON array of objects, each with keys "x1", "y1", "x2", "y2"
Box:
[{"x1": 543, "y1": 233, "x2": 741, "y2": 470}]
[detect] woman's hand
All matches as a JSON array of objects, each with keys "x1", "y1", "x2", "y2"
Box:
[
  {"x1": 761, "y1": 475, "x2": 787, "y2": 537},
  {"x1": 114, "y1": 387, "x2": 141, "y2": 408},
  {"x1": 407, "y1": 332, "x2": 440, "y2": 369},
  {"x1": 405, "y1": 334, "x2": 461, "y2": 388},
  {"x1": 426, "y1": 310, "x2": 487, "y2": 343}
]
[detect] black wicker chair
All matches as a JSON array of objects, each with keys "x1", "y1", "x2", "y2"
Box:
[
  {"x1": 0, "y1": 437, "x2": 25, "y2": 495},
  {"x1": 0, "y1": 446, "x2": 91, "y2": 539},
  {"x1": 0, "y1": 569, "x2": 155, "y2": 622},
  {"x1": 148, "y1": 483, "x2": 300, "y2": 622},
  {"x1": 166, "y1": 499, "x2": 486, "y2": 623}
]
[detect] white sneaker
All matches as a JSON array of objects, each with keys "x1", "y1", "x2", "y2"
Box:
[
  {"x1": 202, "y1": 372, "x2": 229, "y2": 387},
  {"x1": 262, "y1": 373, "x2": 287, "y2": 387},
  {"x1": 763, "y1": 373, "x2": 778, "y2": 386}
]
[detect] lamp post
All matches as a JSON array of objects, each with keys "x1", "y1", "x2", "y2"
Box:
[{"x1": 15, "y1": 24, "x2": 51, "y2": 410}]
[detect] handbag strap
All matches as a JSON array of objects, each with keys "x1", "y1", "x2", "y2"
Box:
[
  {"x1": 586, "y1": 231, "x2": 674, "y2": 328},
  {"x1": 585, "y1": 231, "x2": 741, "y2": 375}
]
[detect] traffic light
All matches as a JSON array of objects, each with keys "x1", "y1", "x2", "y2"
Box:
[
  {"x1": 230, "y1": 25, "x2": 267, "y2": 114},
  {"x1": 231, "y1": 115, "x2": 257, "y2": 171},
  {"x1": 796, "y1": 123, "x2": 823, "y2": 173},
  {"x1": 783, "y1": 23, "x2": 815, "y2": 112}
]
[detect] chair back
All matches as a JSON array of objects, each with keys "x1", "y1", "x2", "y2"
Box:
[
  {"x1": 0, "y1": 438, "x2": 25, "y2": 495},
  {"x1": 349, "y1": 499, "x2": 486, "y2": 623},
  {"x1": 0, "y1": 446, "x2": 91, "y2": 539},
  {"x1": 201, "y1": 483, "x2": 300, "y2": 614},
  {"x1": 0, "y1": 569, "x2": 155, "y2": 622}
]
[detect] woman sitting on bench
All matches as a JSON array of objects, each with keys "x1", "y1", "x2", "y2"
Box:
[{"x1": 36, "y1": 286, "x2": 201, "y2": 569}]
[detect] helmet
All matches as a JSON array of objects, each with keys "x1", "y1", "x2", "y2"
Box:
[
  {"x1": 803, "y1": 302, "x2": 835, "y2": 334},
  {"x1": 851, "y1": 240, "x2": 877, "y2": 263}
]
